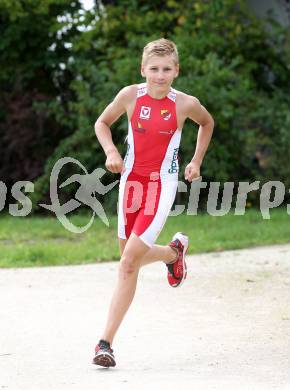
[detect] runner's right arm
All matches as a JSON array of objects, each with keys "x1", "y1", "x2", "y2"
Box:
[{"x1": 95, "y1": 86, "x2": 132, "y2": 174}]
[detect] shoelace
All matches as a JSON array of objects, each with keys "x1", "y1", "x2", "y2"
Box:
[
  {"x1": 172, "y1": 241, "x2": 184, "y2": 276},
  {"x1": 99, "y1": 340, "x2": 112, "y2": 351}
]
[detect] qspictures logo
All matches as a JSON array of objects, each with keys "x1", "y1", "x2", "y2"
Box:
[{"x1": 1, "y1": 157, "x2": 290, "y2": 233}]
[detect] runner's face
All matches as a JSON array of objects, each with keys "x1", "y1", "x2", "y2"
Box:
[{"x1": 141, "y1": 55, "x2": 179, "y2": 90}]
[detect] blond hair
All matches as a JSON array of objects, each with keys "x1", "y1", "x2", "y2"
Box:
[{"x1": 142, "y1": 38, "x2": 179, "y2": 65}]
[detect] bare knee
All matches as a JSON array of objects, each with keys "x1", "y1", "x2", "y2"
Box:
[{"x1": 119, "y1": 254, "x2": 140, "y2": 275}]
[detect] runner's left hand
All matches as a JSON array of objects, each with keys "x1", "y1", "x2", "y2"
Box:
[{"x1": 184, "y1": 160, "x2": 201, "y2": 182}]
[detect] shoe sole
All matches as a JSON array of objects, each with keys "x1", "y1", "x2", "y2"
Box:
[
  {"x1": 171, "y1": 232, "x2": 189, "y2": 288},
  {"x1": 92, "y1": 352, "x2": 116, "y2": 368}
]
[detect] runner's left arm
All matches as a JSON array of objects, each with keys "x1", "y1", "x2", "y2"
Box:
[{"x1": 184, "y1": 97, "x2": 214, "y2": 181}]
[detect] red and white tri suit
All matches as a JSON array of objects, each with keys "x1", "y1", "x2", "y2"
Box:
[{"x1": 118, "y1": 83, "x2": 182, "y2": 247}]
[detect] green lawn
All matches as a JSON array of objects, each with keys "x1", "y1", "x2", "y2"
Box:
[{"x1": 0, "y1": 208, "x2": 289, "y2": 268}]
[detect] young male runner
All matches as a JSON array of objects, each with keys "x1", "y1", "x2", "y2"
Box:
[{"x1": 92, "y1": 38, "x2": 214, "y2": 367}]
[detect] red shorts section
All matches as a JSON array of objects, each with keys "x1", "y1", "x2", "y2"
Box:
[{"x1": 122, "y1": 171, "x2": 161, "y2": 238}]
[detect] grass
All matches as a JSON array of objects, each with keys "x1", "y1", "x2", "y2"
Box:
[{"x1": 0, "y1": 208, "x2": 289, "y2": 268}]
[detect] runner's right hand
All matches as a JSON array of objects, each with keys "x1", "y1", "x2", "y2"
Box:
[{"x1": 105, "y1": 149, "x2": 124, "y2": 174}]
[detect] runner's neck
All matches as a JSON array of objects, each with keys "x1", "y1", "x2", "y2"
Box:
[{"x1": 146, "y1": 85, "x2": 171, "y2": 100}]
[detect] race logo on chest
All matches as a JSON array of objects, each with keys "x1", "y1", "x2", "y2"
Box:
[{"x1": 140, "y1": 106, "x2": 151, "y2": 120}]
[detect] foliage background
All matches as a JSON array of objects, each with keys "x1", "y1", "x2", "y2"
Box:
[{"x1": 0, "y1": 0, "x2": 289, "y2": 213}]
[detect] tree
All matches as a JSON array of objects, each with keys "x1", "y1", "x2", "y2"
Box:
[{"x1": 0, "y1": 0, "x2": 83, "y2": 201}]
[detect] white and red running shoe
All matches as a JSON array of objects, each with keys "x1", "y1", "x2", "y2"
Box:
[
  {"x1": 92, "y1": 339, "x2": 116, "y2": 368},
  {"x1": 166, "y1": 232, "x2": 189, "y2": 288}
]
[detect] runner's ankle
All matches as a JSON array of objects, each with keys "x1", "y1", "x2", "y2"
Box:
[{"x1": 164, "y1": 246, "x2": 178, "y2": 264}]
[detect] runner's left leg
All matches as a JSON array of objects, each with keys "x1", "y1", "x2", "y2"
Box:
[{"x1": 119, "y1": 238, "x2": 177, "y2": 267}]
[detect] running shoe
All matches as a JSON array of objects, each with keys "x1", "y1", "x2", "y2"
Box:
[
  {"x1": 92, "y1": 339, "x2": 116, "y2": 368},
  {"x1": 166, "y1": 232, "x2": 189, "y2": 288}
]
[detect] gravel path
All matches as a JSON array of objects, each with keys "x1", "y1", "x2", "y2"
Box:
[{"x1": 1, "y1": 244, "x2": 290, "y2": 390}]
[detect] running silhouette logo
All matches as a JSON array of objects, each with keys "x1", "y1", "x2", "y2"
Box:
[{"x1": 39, "y1": 157, "x2": 119, "y2": 233}]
